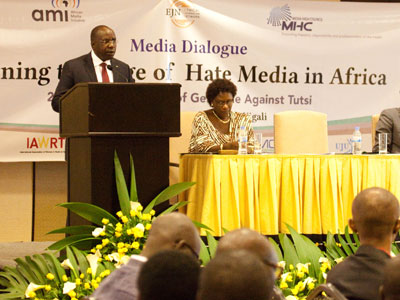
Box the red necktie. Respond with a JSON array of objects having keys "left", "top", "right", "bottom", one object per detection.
[{"left": 100, "top": 62, "right": 110, "bottom": 83}]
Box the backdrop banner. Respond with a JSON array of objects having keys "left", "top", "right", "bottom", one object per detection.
[{"left": 1, "top": 0, "right": 400, "bottom": 161}]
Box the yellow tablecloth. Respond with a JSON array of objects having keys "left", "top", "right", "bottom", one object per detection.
[{"left": 179, "top": 154, "right": 400, "bottom": 236}]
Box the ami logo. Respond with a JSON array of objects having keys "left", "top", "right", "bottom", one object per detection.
[
  {"left": 267, "top": 4, "right": 313, "bottom": 32},
  {"left": 32, "top": 0, "right": 80, "bottom": 22}
]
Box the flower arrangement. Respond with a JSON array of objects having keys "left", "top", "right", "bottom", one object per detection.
[
  {"left": 89, "top": 203, "right": 155, "bottom": 267},
  {"left": 0, "top": 152, "right": 195, "bottom": 300}
]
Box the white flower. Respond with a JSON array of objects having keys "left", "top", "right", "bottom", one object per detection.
[
  {"left": 135, "top": 223, "right": 145, "bottom": 232},
  {"left": 323, "top": 272, "right": 327, "bottom": 280},
  {"left": 335, "top": 257, "right": 344, "bottom": 264},
  {"left": 286, "top": 296, "right": 299, "bottom": 300},
  {"left": 119, "top": 255, "right": 130, "bottom": 266},
  {"left": 303, "top": 277, "right": 315, "bottom": 285},
  {"left": 92, "top": 226, "right": 105, "bottom": 237},
  {"left": 277, "top": 261, "right": 286, "bottom": 269},
  {"left": 131, "top": 202, "right": 141, "bottom": 211},
  {"left": 296, "top": 262, "right": 309, "bottom": 273},
  {"left": 87, "top": 250, "right": 101, "bottom": 276},
  {"left": 62, "top": 281, "right": 76, "bottom": 294},
  {"left": 25, "top": 282, "right": 45, "bottom": 298},
  {"left": 61, "top": 259, "right": 74, "bottom": 270},
  {"left": 280, "top": 272, "right": 291, "bottom": 282},
  {"left": 319, "top": 257, "right": 329, "bottom": 264}
]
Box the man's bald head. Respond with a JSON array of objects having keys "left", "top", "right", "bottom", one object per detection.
[
  {"left": 380, "top": 256, "right": 400, "bottom": 300},
  {"left": 216, "top": 228, "right": 278, "bottom": 264},
  {"left": 350, "top": 187, "right": 400, "bottom": 242},
  {"left": 197, "top": 249, "right": 274, "bottom": 300},
  {"left": 141, "top": 212, "right": 200, "bottom": 259}
]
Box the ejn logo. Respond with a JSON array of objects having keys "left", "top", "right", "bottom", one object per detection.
[{"left": 27, "top": 137, "right": 65, "bottom": 149}]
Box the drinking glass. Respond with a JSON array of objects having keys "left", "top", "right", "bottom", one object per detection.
[{"left": 378, "top": 133, "right": 388, "bottom": 154}]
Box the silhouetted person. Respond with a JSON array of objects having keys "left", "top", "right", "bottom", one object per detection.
[
  {"left": 137, "top": 250, "right": 200, "bottom": 300},
  {"left": 327, "top": 187, "right": 400, "bottom": 300},
  {"left": 91, "top": 212, "right": 201, "bottom": 300},
  {"left": 216, "top": 228, "right": 283, "bottom": 299},
  {"left": 197, "top": 249, "right": 274, "bottom": 300},
  {"left": 379, "top": 255, "right": 400, "bottom": 300}
]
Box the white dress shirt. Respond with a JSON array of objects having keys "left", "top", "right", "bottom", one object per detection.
[{"left": 91, "top": 50, "right": 114, "bottom": 83}]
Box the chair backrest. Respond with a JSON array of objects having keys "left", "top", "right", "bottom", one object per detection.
[
  {"left": 169, "top": 111, "right": 197, "bottom": 185},
  {"left": 306, "top": 283, "right": 348, "bottom": 300},
  {"left": 274, "top": 110, "right": 329, "bottom": 154},
  {"left": 371, "top": 114, "right": 380, "bottom": 147}
]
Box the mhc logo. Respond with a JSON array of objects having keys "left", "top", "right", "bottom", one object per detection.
[
  {"left": 267, "top": 4, "right": 313, "bottom": 32},
  {"left": 32, "top": 0, "right": 84, "bottom": 22}
]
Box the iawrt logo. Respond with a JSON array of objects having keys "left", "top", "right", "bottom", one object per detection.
[
  {"left": 267, "top": 4, "right": 315, "bottom": 32},
  {"left": 166, "top": 0, "right": 200, "bottom": 29},
  {"left": 32, "top": 0, "right": 84, "bottom": 23}
]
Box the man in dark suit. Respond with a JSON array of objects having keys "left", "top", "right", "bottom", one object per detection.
[
  {"left": 327, "top": 187, "right": 400, "bottom": 300},
  {"left": 51, "top": 25, "right": 133, "bottom": 112},
  {"left": 373, "top": 108, "right": 400, "bottom": 153}
]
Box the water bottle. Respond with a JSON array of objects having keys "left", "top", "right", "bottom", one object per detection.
[
  {"left": 238, "top": 126, "right": 248, "bottom": 154},
  {"left": 352, "top": 126, "right": 362, "bottom": 155}
]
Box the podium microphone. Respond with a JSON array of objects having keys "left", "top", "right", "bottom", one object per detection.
[{"left": 107, "top": 65, "right": 134, "bottom": 83}]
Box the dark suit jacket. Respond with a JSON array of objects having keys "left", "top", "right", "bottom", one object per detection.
[
  {"left": 51, "top": 53, "right": 133, "bottom": 112},
  {"left": 326, "top": 245, "right": 390, "bottom": 300},
  {"left": 372, "top": 107, "right": 400, "bottom": 153}
]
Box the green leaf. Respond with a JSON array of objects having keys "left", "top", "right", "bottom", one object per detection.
[
  {"left": 268, "top": 238, "right": 283, "bottom": 262},
  {"left": 47, "top": 225, "right": 96, "bottom": 235},
  {"left": 345, "top": 226, "right": 358, "bottom": 253},
  {"left": 353, "top": 231, "right": 360, "bottom": 247},
  {"left": 48, "top": 235, "right": 97, "bottom": 251},
  {"left": 43, "top": 253, "right": 65, "bottom": 283},
  {"left": 114, "top": 150, "right": 130, "bottom": 216},
  {"left": 57, "top": 202, "right": 118, "bottom": 226},
  {"left": 129, "top": 154, "right": 138, "bottom": 203},
  {"left": 31, "top": 254, "right": 51, "bottom": 277},
  {"left": 286, "top": 224, "right": 322, "bottom": 278},
  {"left": 279, "top": 234, "right": 299, "bottom": 268},
  {"left": 25, "top": 256, "right": 46, "bottom": 283},
  {"left": 199, "top": 239, "right": 211, "bottom": 266},
  {"left": 143, "top": 182, "right": 196, "bottom": 213},
  {"left": 206, "top": 231, "right": 218, "bottom": 259},
  {"left": 71, "top": 247, "right": 90, "bottom": 274},
  {"left": 66, "top": 247, "right": 79, "bottom": 279},
  {"left": 14, "top": 258, "right": 39, "bottom": 284},
  {"left": 159, "top": 201, "right": 188, "bottom": 216},
  {"left": 192, "top": 220, "right": 214, "bottom": 232},
  {"left": 337, "top": 233, "right": 353, "bottom": 257}
]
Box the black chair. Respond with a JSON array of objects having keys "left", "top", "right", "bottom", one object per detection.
[{"left": 306, "top": 283, "right": 348, "bottom": 300}]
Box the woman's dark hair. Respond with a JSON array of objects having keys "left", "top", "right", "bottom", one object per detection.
[{"left": 206, "top": 79, "right": 237, "bottom": 106}]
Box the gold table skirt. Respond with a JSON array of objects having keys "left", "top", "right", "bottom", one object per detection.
[{"left": 179, "top": 154, "right": 400, "bottom": 236}]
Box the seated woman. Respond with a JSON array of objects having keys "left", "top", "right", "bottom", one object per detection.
[{"left": 189, "top": 79, "right": 254, "bottom": 153}]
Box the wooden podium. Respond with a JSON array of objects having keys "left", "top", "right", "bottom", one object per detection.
[{"left": 60, "top": 83, "right": 181, "bottom": 226}]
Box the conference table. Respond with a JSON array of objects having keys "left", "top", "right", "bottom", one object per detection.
[{"left": 179, "top": 154, "right": 400, "bottom": 236}]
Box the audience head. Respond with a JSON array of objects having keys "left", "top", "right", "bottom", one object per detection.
[
  {"left": 138, "top": 250, "right": 201, "bottom": 300},
  {"left": 349, "top": 187, "right": 400, "bottom": 245},
  {"left": 140, "top": 212, "right": 201, "bottom": 260},
  {"left": 205, "top": 78, "right": 237, "bottom": 106},
  {"left": 90, "top": 25, "right": 116, "bottom": 61},
  {"left": 379, "top": 255, "right": 400, "bottom": 300},
  {"left": 197, "top": 249, "right": 274, "bottom": 300},
  {"left": 216, "top": 228, "right": 279, "bottom": 279}
]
